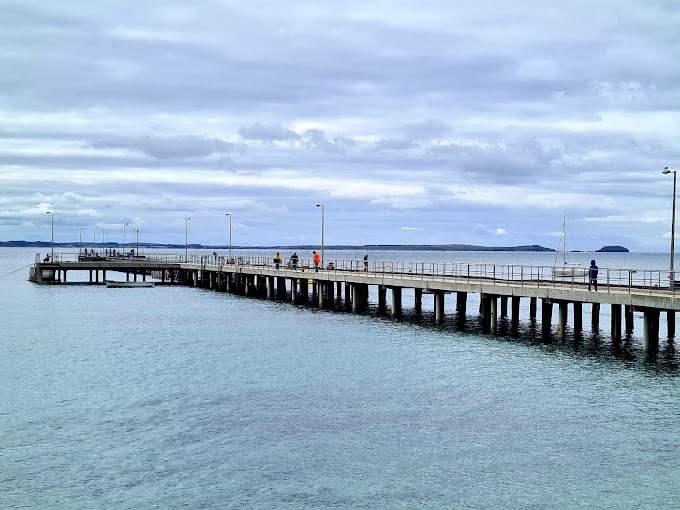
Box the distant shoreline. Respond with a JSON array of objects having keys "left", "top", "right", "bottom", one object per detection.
[{"left": 0, "top": 241, "right": 629, "bottom": 253}]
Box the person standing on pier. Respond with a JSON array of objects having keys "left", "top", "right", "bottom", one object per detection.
[
  {"left": 274, "top": 252, "right": 281, "bottom": 269},
  {"left": 290, "top": 252, "right": 299, "bottom": 269},
  {"left": 313, "top": 250, "right": 320, "bottom": 272},
  {"left": 364, "top": 253, "right": 368, "bottom": 271},
  {"left": 589, "top": 259, "right": 599, "bottom": 291}
]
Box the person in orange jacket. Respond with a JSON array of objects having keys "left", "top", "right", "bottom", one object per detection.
[{"left": 313, "top": 250, "right": 320, "bottom": 272}]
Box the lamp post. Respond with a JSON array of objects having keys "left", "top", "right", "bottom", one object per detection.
[
  {"left": 316, "top": 204, "right": 324, "bottom": 267},
  {"left": 225, "top": 213, "right": 232, "bottom": 259},
  {"left": 663, "top": 166, "right": 677, "bottom": 288},
  {"left": 185, "top": 217, "right": 191, "bottom": 262},
  {"left": 95, "top": 226, "right": 104, "bottom": 254},
  {"left": 134, "top": 228, "right": 139, "bottom": 254},
  {"left": 46, "top": 211, "right": 54, "bottom": 259},
  {"left": 123, "top": 222, "right": 128, "bottom": 254},
  {"left": 79, "top": 227, "right": 84, "bottom": 255}
]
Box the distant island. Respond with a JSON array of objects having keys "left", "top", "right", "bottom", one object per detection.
[
  {"left": 596, "top": 245, "right": 629, "bottom": 253},
  {"left": 0, "top": 240, "right": 629, "bottom": 252}
]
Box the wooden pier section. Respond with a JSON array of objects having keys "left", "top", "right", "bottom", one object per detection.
[{"left": 29, "top": 253, "right": 680, "bottom": 352}]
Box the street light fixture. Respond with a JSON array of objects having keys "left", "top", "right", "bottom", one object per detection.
[
  {"left": 663, "top": 166, "right": 677, "bottom": 288},
  {"left": 316, "top": 204, "right": 324, "bottom": 267},
  {"left": 46, "top": 211, "right": 54, "bottom": 259},
  {"left": 79, "top": 227, "right": 84, "bottom": 255},
  {"left": 185, "top": 217, "right": 191, "bottom": 262},
  {"left": 123, "top": 222, "right": 128, "bottom": 254},
  {"left": 225, "top": 213, "right": 232, "bottom": 259}
]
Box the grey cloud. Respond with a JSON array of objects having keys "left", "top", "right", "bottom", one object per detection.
[
  {"left": 374, "top": 139, "right": 419, "bottom": 151},
  {"left": 301, "top": 129, "right": 357, "bottom": 153},
  {"left": 402, "top": 120, "right": 450, "bottom": 141},
  {"left": 239, "top": 123, "right": 301, "bottom": 142},
  {"left": 88, "top": 135, "right": 238, "bottom": 159}
]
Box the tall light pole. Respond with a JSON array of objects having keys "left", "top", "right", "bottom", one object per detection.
[
  {"left": 123, "top": 222, "right": 128, "bottom": 254},
  {"left": 225, "top": 213, "right": 232, "bottom": 259},
  {"left": 185, "top": 217, "right": 191, "bottom": 261},
  {"left": 663, "top": 166, "right": 677, "bottom": 287},
  {"left": 95, "top": 226, "right": 103, "bottom": 254},
  {"left": 79, "top": 227, "right": 84, "bottom": 255},
  {"left": 46, "top": 211, "right": 54, "bottom": 259},
  {"left": 316, "top": 204, "right": 324, "bottom": 267}
]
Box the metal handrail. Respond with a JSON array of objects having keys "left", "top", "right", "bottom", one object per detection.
[{"left": 38, "top": 253, "right": 676, "bottom": 294}]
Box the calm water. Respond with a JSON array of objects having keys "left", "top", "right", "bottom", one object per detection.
[{"left": 1, "top": 247, "right": 679, "bottom": 509}]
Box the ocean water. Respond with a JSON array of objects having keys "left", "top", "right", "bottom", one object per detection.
[{"left": 1, "top": 247, "right": 679, "bottom": 509}]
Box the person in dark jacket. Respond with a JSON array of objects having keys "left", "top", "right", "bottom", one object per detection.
[{"left": 589, "top": 259, "right": 599, "bottom": 291}]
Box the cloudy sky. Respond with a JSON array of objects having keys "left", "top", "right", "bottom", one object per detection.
[{"left": 2, "top": 1, "right": 680, "bottom": 251}]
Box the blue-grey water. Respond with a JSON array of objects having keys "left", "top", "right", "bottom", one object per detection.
[{"left": 2, "top": 247, "right": 679, "bottom": 509}]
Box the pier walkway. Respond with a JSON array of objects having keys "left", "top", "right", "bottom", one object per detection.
[{"left": 29, "top": 252, "right": 680, "bottom": 351}]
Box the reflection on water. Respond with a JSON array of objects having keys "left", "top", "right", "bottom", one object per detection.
[{"left": 311, "top": 291, "right": 680, "bottom": 373}]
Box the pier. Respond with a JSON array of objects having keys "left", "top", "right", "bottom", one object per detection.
[{"left": 29, "top": 252, "right": 680, "bottom": 352}]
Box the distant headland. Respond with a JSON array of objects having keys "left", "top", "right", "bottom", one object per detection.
[{"left": 0, "top": 240, "right": 629, "bottom": 252}]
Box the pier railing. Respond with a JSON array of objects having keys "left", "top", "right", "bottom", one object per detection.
[{"left": 41, "top": 252, "right": 674, "bottom": 294}]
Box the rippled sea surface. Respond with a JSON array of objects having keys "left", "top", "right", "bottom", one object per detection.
[{"left": 2, "top": 248, "right": 679, "bottom": 509}]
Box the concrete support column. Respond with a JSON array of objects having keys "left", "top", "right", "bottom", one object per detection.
[
  {"left": 267, "top": 276, "right": 275, "bottom": 299},
  {"left": 434, "top": 292, "right": 445, "bottom": 325},
  {"left": 456, "top": 292, "right": 467, "bottom": 314},
  {"left": 300, "top": 278, "right": 309, "bottom": 302},
  {"left": 573, "top": 302, "right": 583, "bottom": 334},
  {"left": 336, "top": 281, "right": 342, "bottom": 299},
  {"left": 529, "top": 297, "right": 537, "bottom": 320},
  {"left": 667, "top": 310, "right": 675, "bottom": 338},
  {"left": 391, "top": 287, "right": 402, "bottom": 317},
  {"left": 643, "top": 308, "right": 660, "bottom": 352},
  {"left": 490, "top": 296, "right": 498, "bottom": 331},
  {"left": 277, "top": 277, "right": 286, "bottom": 300},
  {"left": 357, "top": 284, "right": 369, "bottom": 311},
  {"left": 414, "top": 288, "right": 423, "bottom": 314},
  {"left": 351, "top": 285, "right": 359, "bottom": 313},
  {"left": 625, "top": 305, "right": 634, "bottom": 334},
  {"left": 245, "top": 275, "right": 255, "bottom": 296},
  {"left": 344, "top": 283, "right": 352, "bottom": 310},
  {"left": 102, "top": 270, "right": 107, "bottom": 283},
  {"left": 511, "top": 296, "right": 521, "bottom": 327},
  {"left": 291, "top": 279, "right": 298, "bottom": 304},
  {"left": 541, "top": 299, "right": 553, "bottom": 337},
  {"left": 500, "top": 296, "right": 508, "bottom": 317},
  {"left": 63, "top": 270, "right": 67, "bottom": 284},
  {"left": 318, "top": 281, "right": 324, "bottom": 308},
  {"left": 378, "top": 286, "right": 387, "bottom": 314},
  {"left": 611, "top": 304, "right": 622, "bottom": 340},
  {"left": 327, "top": 281, "right": 335, "bottom": 308},
  {"left": 557, "top": 301, "right": 568, "bottom": 340},
  {"left": 591, "top": 303, "right": 601, "bottom": 329},
  {"left": 479, "top": 294, "right": 491, "bottom": 331}
]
